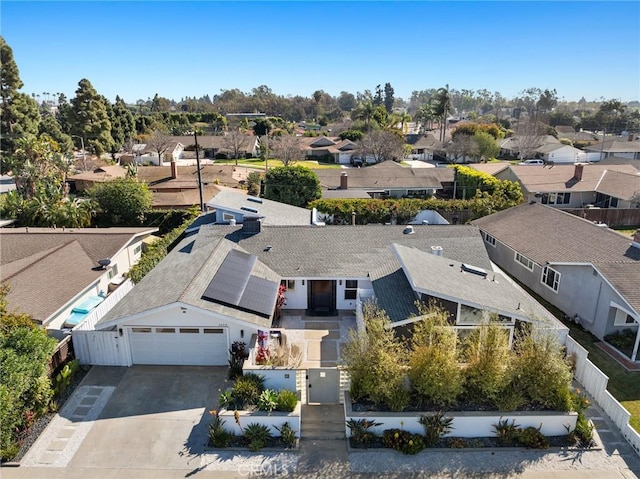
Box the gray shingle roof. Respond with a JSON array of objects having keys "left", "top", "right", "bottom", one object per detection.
[
  {"left": 369, "top": 259, "right": 419, "bottom": 322},
  {"left": 200, "top": 223, "right": 491, "bottom": 278},
  {"left": 207, "top": 187, "right": 312, "bottom": 225},
  {"left": 391, "top": 243, "right": 559, "bottom": 324},
  {"left": 595, "top": 170, "right": 640, "bottom": 201},
  {"left": 97, "top": 237, "right": 277, "bottom": 328},
  {"left": 1, "top": 228, "right": 156, "bottom": 323},
  {"left": 472, "top": 203, "right": 640, "bottom": 313}
]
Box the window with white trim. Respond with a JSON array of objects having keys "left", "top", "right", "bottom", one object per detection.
[
  {"left": 107, "top": 264, "right": 119, "bottom": 280},
  {"left": 541, "top": 266, "right": 560, "bottom": 292},
  {"left": 515, "top": 252, "right": 534, "bottom": 271},
  {"left": 134, "top": 244, "right": 142, "bottom": 255},
  {"left": 614, "top": 308, "right": 637, "bottom": 326},
  {"left": 344, "top": 280, "right": 358, "bottom": 300},
  {"left": 541, "top": 192, "right": 571, "bottom": 205},
  {"left": 223, "top": 213, "right": 236, "bottom": 222},
  {"left": 484, "top": 233, "right": 496, "bottom": 247}
]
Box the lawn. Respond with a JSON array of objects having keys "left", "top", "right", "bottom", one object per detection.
[
  {"left": 215, "top": 158, "right": 343, "bottom": 170},
  {"left": 510, "top": 277, "right": 640, "bottom": 432},
  {"left": 612, "top": 228, "right": 638, "bottom": 238}
]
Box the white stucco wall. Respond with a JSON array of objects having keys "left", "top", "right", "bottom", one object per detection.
[{"left": 281, "top": 277, "right": 371, "bottom": 311}]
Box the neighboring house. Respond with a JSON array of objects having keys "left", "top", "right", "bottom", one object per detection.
[
  {"left": 534, "top": 144, "right": 587, "bottom": 164},
  {"left": 0, "top": 227, "right": 158, "bottom": 337},
  {"left": 69, "top": 165, "right": 127, "bottom": 192},
  {"left": 206, "top": 187, "right": 314, "bottom": 225},
  {"left": 70, "top": 162, "right": 239, "bottom": 209},
  {"left": 88, "top": 221, "right": 565, "bottom": 367},
  {"left": 555, "top": 126, "right": 599, "bottom": 145},
  {"left": 495, "top": 163, "right": 640, "bottom": 208},
  {"left": 585, "top": 136, "right": 640, "bottom": 161},
  {"left": 473, "top": 203, "right": 640, "bottom": 359},
  {"left": 299, "top": 136, "right": 357, "bottom": 164},
  {"left": 594, "top": 170, "right": 640, "bottom": 208},
  {"left": 499, "top": 135, "right": 560, "bottom": 159},
  {"left": 172, "top": 134, "right": 260, "bottom": 159},
  {"left": 315, "top": 161, "right": 454, "bottom": 199},
  {"left": 405, "top": 133, "right": 444, "bottom": 161}
]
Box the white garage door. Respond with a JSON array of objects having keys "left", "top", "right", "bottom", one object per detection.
[{"left": 128, "top": 326, "right": 229, "bottom": 365}]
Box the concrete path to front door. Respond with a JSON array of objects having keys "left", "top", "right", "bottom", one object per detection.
[
  {"left": 298, "top": 404, "right": 350, "bottom": 476},
  {"left": 279, "top": 310, "right": 357, "bottom": 368}
]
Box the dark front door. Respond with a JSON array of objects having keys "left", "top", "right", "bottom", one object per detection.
[{"left": 307, "top": 280, "right": 337, "bottom": 316}]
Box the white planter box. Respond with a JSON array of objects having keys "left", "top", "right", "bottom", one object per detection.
[
  {"left": 219, "top": 402, "right": 301, "bottom": 438},
  {"left": 344, "top": 392, "right": 577, "bottom": 438}
]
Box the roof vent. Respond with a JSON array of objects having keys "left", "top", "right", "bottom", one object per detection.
[
  {"left": 247, "top": 196, "right": 263, "bottom": 204},
  {"left": 403, "top": 226, "right": 415, "bottom": 235},
  {"left": 431, "top": 245, "right": 443, "bottom": 256},
  {"left": 460, "top": 263, "right": 488, "bottom": 278}
]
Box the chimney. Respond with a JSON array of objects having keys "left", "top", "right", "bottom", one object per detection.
[
  {"left": 573, "top": 163, "right": 584, "bottom": 181},
  {"left": 632, "top": 230, "right": 640, "bottom": 249},
  {"left": 629, "top": 134, "right": 635, "bottom": 142},
  {"left": 431, "top": 245, "right": 443, "bottom": 256},
  {"left": 340, "top": 171, "right": 348, "bottom": 190},
  {"left": 170, "top": 160, "right": 178, "bottom": 179}
]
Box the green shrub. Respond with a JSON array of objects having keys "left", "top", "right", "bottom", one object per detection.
[
  {"left": 232, "top": 374, "right": 265, "bottom": 409},
  {"left": 382, "top": 429, "right": 425, "bottom": 455},
  {"left": 461, "top": 320, "right": 510, "bottom": 405},
  {"left": 517, "top": 425, "right": 549, "bottom": 449},
  {"left": 243, "top": 423, "right": 272, "bottom": 452},
  {"left": 208, "top": 410, "right": 232, "bottom": 448},
  {"left": 605, "top": 329, "right": 636, "bottom": 353},
  {"left": 275, "top": 422, "right": 297, "bottom": 448},
  {"left": 342, "top": 302, "right": 406, "bottom": 409},
  {"left": 53, "top": 359, "right": 80, "bottom": 398},
  {"left": 494, "top": 387, "right": 525, "bottom": 412},
  {"left": 275, "top": 389, "right": 298, "bottom": 412},
  {"left": 408, "top": 304, "right": 462, "bottom": 408},
  {"left": 492, "top": 417, "right": 520, "bottom": 446},
  {"left": 508, "top": 331, "right": 573, "bottom": 411},
  {"left": 448, "top": 437, "right": 467, "bottom": 448},
  {"left": 218, "top": 390, "right": 233, "bottom": 410},
  {"left": 346, "top": 418, "right": 381, "bottom": 446},
  {"left": 419, "top": 412, "right": 454, "bottom": 447},
  {"left": 257, "top": 389, "right": 278, "bottom": 413}
]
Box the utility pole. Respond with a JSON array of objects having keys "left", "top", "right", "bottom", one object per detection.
[{"left": 194, "top": 131, "right": 204, "bottom": 212}]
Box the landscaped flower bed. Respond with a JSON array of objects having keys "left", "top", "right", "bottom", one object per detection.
[{"left": 209, "top": 373, "right": 300, "bottom": 451}]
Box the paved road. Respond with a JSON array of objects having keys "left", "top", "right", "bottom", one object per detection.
[{"left": 3, "top": 366, "right": 640, "bottom": 478}]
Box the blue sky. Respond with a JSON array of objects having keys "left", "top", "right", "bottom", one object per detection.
[{"left": 2, "top": 1, "right": 639, "bottom": 104}]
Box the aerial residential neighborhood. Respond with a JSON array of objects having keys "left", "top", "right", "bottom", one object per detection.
[{"left": 1, "top": 1, "right": 640, "bottom": 478}]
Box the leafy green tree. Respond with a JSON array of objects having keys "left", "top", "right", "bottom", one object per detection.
[
  {"left": 0, "top": 283, "right": 57, "bottom": 460},
  {"left": 351, "top": 101, "right": 376, "bottom": 132},
  {"left": 264, "top": 165, "right": 321, "bottom": 207},
  {"left": 356, "top": 130, "right": 405, "bottom": 163},
  {"left": 38, "top": 115, "right": 73, "bottom": 154},
  {"left": 68, "top": 78, "right": 113, "bottom": 155},
  {"left": 5, "top": 135, "right": 73, "bottom": 200},
  {"left": 337, "top": 91, "right": 356, "bottom": 112},
  {"left": 338, "top": 129, "right": 364, "bottom": 142},
  {"left": 88, "top": 178, "right": 153, "bottom": 225},
  {"left": 246, "top": 171, "right": 262, "bottom": 196},
  {"left": 473, "top": 131, "right": 500, "bottom": 162},
  {"left": 252, "top": 117, "right": 273, "bottom": 137}
]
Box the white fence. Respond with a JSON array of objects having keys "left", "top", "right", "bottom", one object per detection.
[
  {"left": 72, "top": 279, "right": 134, "bottom": 366},
  {"left": 566, "top": 336, "right": 640, "bottom": 455}
]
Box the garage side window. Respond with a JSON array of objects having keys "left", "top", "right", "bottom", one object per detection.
[{"left": 204, "top": 328, "right": 224, "bottom": 334}]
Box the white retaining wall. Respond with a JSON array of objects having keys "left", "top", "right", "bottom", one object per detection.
[
  {"left": 344, "top": 392, "right": 576, "bottom": 438},
  {"left": 219, "top": 403, "right": 301, "bottom": 437}
]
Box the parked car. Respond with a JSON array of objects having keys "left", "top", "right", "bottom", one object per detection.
[{"left": 518, "top": 159, "right": 544, "bottom": 166}]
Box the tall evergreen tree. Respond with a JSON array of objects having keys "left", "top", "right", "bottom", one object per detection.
[
  {"left": 38, "top": 114, "right": 74, "bottom": 154},
  {"left": 69, "top": 78, "right": 113, "bottom": 156},
  {"left": 0, "top": 36, "right": 40, "bottom": 155},
  {"left": 109, "top": 95, "right": 135, "bottom": 159},
  {"left": 383, "top": 82, "right": 395, "bottom": 114}
]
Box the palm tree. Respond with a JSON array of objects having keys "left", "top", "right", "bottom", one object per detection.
[
  {"left": 415, "top": 104, "right": 436, "bottom": 133},
  {"left": 352, "top": 101, "right": 376, "bottom": 132},
  {"left": 432, "top": 85, "right": 451, "bottom": 142},
  {"left": 398, "top": 111, "right": 412, "bottom": 134}
]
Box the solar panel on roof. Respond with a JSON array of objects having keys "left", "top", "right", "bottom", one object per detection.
[
  {"left": 203, "top": 250, "right": 256, "bottom": 305},
  {"left": 202, "top": 249, "right": 278, "bottom": 317}
]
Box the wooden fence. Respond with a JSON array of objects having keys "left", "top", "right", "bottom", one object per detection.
[
  {"left": 563, "top": 208, "right": 640, "bottom": 227},
  {"left": 48, "top": 335, "right": 74, "bottom": 376}
]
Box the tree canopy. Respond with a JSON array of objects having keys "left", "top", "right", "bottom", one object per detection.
[
  {"left": 264, "top": 165, "right": 321, "bottom": 207},
  {"left": 88, "top": 178, "right": 153, "bottom": 225}
]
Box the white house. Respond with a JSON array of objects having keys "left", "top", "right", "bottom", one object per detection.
[{"left": 0, "top": 227, "right": 158, "bottom": 338}]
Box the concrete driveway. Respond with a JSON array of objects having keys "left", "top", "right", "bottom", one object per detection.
[{"left": 21, "top": 365, "right": 230, "bottom": 471}]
